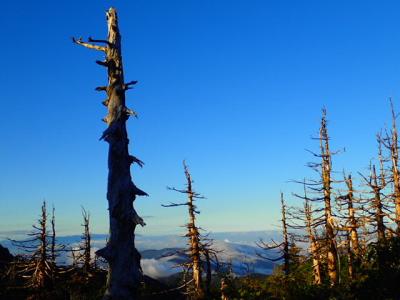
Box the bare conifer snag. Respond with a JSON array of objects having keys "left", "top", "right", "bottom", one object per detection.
[
  {"left": 380, "top": 102, "right": 400, "bottom": 234},
  {"left": 389, "top": 103, "right": 400, "bottom": 234},
  {"left": 344, "top": 175, "right": 360, "bottom": 257},
  {"left": 9, "top": 201, "right": 58, "bottom": 290},
  {"left": 186, "top": 166, "right": 204, "bottom": 300},
  {"left": 293, "top": 109, "right": 340, "bottom": 285},
  {"left": 304, "top": 198, "right": 322, "bottom": 284},
  {"left": 51, "top": 206, "right": 56, "bottom": 265},
  {"left": 81, "top": 207, "right": 91, "bottom": 274},
  {"left": 319, "top": 110, "right": 338, "bottom": 285},
  {"left": 36, "top": 201, "right": 50, "bottom": 288},
  {"left": 338, "top": 174, "right": 360, "bottom": 280},
  {"left": 359, "top": 138, "right": 389, "bottom": 246},
  {"left": 257, "top": 193, "right": 291, "bottom": 276},
  {"left": 371, "top": 165, "right": 386, "bottom": 242},
  {"left": 74, "top": 7, "right": 147, "bottom": 299},
  {"left": 280, "top": 193, "right": 290, "bottom": 275},
  {"left": 163, "top": 161, "right": 205, "bottom": 299}
]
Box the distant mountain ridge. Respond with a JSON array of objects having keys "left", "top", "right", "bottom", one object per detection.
[{"left": 0, "top": 230, "right": 281, "bottom": 278}]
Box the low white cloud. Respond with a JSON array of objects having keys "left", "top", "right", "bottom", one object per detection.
[{"left": 141, "top": 258, "right": 180, "bottom": 279}]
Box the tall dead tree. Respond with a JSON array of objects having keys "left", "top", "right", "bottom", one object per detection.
[
  {"left": 376, "top": 136, "right": 389, "bottom": 242},
  {"left": 343, "top": 175, "right": 360, "bottom": 257},
  {"left": 51, "top": 206, "right": 56, "bottom": 266},
  {"left": 336, "top": 174, "right": 361, "bottom": 280},
  {"left": 74, "top": 7, "right": 147, "bottom": 299},
  {"left": 358, "top": 132, "right": 392, "bottom": 247},
  {"left": 33, "top": 201, "right": 52, "bottom": 288},
  {"left": 297, "top": 109, "right": 339, "bottom": 285},
  {"left": 380, "top": 101, "right": 400, "bottom": 234},
  {"left": 82, "top": 208, "right": 91, "bottom": 274},
  {"left": 292, "top": 181, "right": 324, "bottom": 284},
  {"left": 163, "top": 161, "right": 205, "bottom": 300},
  {"left": 390, "top": 102, "right": 400, "bottom": 234},
  {"left": 359, "top": 164, "right": 388, "bottom": 244},
  {"left": 281, "top": 193, "right": 290, "bottom": 275},
  {"left": 319, "top": 110, "right": 338, "bottom": 285},
  {"left": 304, "top": 198, "right": 322, "bottom": 284},
  {"left": 199, "top": 235, "right": 220, "bottom": 299},
  {"left": 72, "top": 207, "right": 92, "bottom": 274},
  {"left": 9, "top": 201, "right": 57, "bottom": 290},
  {"left": 257, "top": 193, "right": 291, "bottom": 276}
]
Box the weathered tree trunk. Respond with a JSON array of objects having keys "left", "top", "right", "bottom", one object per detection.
[
  {"left": 81, "top": 207, "right": 91, "bottom": 273},
  {"left": 280, "top": 193, "right": 290, "bottom": 276},
  {"left": 257, "top": 193, "right": 292, "bottom": 277},
  {"left": 10, "top": 201, "right": 59, "bottom": 290},
  {"left": 37, "top": 201, "right": 48, "bottom": 289},
  {"left": 163, "top": 161, "right": 206, "bottom": 299},
  {"left": 341, "top": 175, "right": 359, "bottom": 281},
  {"left": 204, "top": 249, "right": 212, "bottom": 299},
  {"left": 319, "top": 110, "right": 338, "bottom": 285},
  {"left": 388, "top": 102, "right": 400, "bottom": 234},
  {"left": 74, "top": 7, "right": 147, "bottom": 299},
  {"left": 371, "top": 165, "right": 386, "bottom": 242},
  {"left": 304, "top": 199, "right": 322, "bottom": 285},
  {"left": 346, "top": 233, "right": 354, "bottom": 280},
  {"left": 51, "top": 206, "right": 56, "bottom": 265},
  {"left": 377, "top": 138, "right": 387, "bottom": 242},
  {"left": 344, "top": 175, "right": 360, "bottom": 256},
  {"left": 185, "top": 163, "right": 205, "bottom": 300}
]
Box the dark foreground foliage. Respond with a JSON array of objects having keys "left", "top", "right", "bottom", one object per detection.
[
  {"left": 222, "top": 236, "right": 400, "bottom": 300},
  {"left": 2, "top": 237, "right": 400, "bottom": 299}
]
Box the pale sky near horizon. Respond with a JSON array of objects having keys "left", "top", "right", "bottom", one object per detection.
[{"left": 1, "top": 1, "right": 400, "bottom": 237}]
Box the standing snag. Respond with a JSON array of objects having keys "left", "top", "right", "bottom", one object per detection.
[
  {"left": 292, "top": 182, "right": 324, "bottom": 284},
  {"left": 390, "top": 102, "right": 400, "bottom": 235},
  {"left": 380, "top": 101, "right": 400, "bottom": 234},
  {"left": 319, "top": 110, "right": 338, "bottom": 285},
  {"left": 73, "top": 7, "right": 147, "bottom": 299},
  {"left": 71, "top": 207, "right": 93, "bottom": 275},
  {"left": 296, "top": 109, "right": 340, "bottom": 285},
  {"left": 81, "top": 207, "right": 91, "bottom": 274},
  {"left": 257, "top": 193, "right": 291, "bottom": 276},
  {"left": 163, "top": 161, "right": 206, "bottom": 300},
  {"left": 359, "top": 164, "right": 388, "bottom": 244},
  {"left": 304, "top": 198, "right": 323, "bottom": 284},
  {"left": 50, "top": 206, "right": 56, "bottom": 266},
  {"left": 337, "top": 173, "right": 361, "bottom": 280},
  {"left": 9, "top": 201, "right": 59, "bottom": 290}
]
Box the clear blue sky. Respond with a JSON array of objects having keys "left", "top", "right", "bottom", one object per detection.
[{"left": 1, "top": 0, "right": 400, "bottom": 236}]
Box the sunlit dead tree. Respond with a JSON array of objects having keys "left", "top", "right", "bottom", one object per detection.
[
  {"left": 163, "top": 161, "right": 206, "bottom": 300},
  {"left": 304, "top": 197, "right": 323, "bottom": 284},
  {"left": 336, "top": 173, "right": 361, "bottom": 280},
  {"left": 71, "top": 207, "right": 93, "bottom": 275},
  {"left": 257, "top": 193, "right": 291, "bottom": 276},
  {"left": 359, "top": 163, "right": 390, "bottom": 245},
  {"left": 380, "top": 101, "right": 400, "bottom": 234},
  {"left": 291, "top": 182, "right": 323, "bottom": 284},
  {"left": 9, "top": 201, "right": 60, "bottom": 290},
  {"left": 73, "top": 7, "right": 148, "bottom": 299},
  {"left": 295, "top": 109, "right": 340, "bottom": 285}
]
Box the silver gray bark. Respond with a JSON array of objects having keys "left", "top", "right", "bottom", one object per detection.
[{"left": 74, "top": 7, "right": 147, "bottom": 299}]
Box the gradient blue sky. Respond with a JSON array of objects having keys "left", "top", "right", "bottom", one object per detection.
[{"left": 1, "top": 0, "right": 400, "bottom": 236}]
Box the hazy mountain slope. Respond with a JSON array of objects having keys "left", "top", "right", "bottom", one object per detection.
[{"left": 1, "top": 231, "right": 281, "bottom": 277}]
